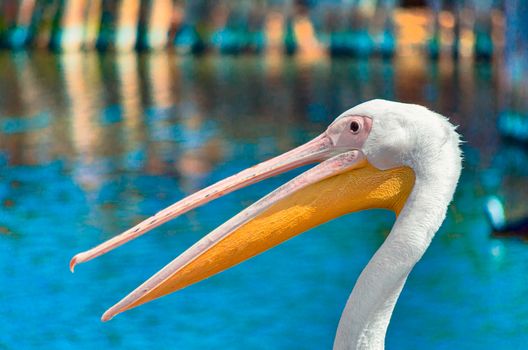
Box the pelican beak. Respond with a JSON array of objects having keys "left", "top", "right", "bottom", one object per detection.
[
  {"left": 71, "top": 133, "right": 334, "bottom": 270},
  {"left": 96, "top": 146, "right": 415, "bottom": 321}
]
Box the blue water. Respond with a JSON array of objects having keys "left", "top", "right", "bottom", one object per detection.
[{"left": 0, "top": 52, "right": 527, "bottom": 349}]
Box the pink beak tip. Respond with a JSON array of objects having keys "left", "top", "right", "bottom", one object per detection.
[
  {"left": 101, "top": 310, "right": 115, "bottom": 322},
  {"left": 69, "top": 255, "right": 78, "bottom": 273}
]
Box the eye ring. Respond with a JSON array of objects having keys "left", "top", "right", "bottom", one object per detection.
[{"left": 350, "top": 120, "right": 361, "bottom": 134}]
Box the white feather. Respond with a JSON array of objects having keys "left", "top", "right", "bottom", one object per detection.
[{"left": 333, "top": 100, "right": 462, "bottom": 349}]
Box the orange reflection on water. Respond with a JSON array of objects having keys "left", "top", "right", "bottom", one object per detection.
[
  {"left": 116, "top": 53, "right": 144, "bottom": 154},
  {"left": 0, "top": 51, "right": 518, "bottom": 189}
]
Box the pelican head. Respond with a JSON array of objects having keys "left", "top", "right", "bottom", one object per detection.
[{"left": 71, "top": 99, "right": 462, "bottom": 348}]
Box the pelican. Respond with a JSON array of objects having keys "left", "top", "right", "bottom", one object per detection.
[{"left": 71, "top": 99, "right": 462, "bottom": 349}]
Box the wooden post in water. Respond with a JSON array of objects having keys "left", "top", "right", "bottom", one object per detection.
[
  {"left": 31, "top": 0, "right": 58, "bottom": 49},
  {"left": 60, "top": 0, "right": 88, "bottom": 51},
  {"left": 145, "top": 0, "right": 173, "bottom": 50},
  {"left": 83, "top": 0, "right": 102, "bottom": 50},
  {"left": 1, "top": 0, "right": 19, "bottom": 48},
  {"left": 8, "top": 0, "right": 36, "bottom": 49},
  {"left": 115, "top": 0, "right": 141, "bottom": 51}
]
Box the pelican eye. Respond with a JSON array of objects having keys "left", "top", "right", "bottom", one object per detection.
[{"left": 350, "top": 121, "right": 361, "bottom": 134}]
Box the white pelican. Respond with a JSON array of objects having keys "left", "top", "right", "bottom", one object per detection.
[{"left": 71, "top": 99, "right": 462, "bottom": 349}]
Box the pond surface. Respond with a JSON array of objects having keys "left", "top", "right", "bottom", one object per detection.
[{"left": 0, "top": 52, "right": 527, "bottom": 349}]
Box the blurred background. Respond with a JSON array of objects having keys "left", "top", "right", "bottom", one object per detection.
[{"left": 0, "top": 0, "right": 527, "bottom": 349}]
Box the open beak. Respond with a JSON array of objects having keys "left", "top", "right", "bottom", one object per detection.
[
  {"left": 70, "top": 133, "right": 334, "bottom": 270},
  {"left": 70, "top": 132, "right": 415, "bottom": 321}
]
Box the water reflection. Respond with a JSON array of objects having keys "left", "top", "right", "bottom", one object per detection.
[
  {"left": 0, "top": 52, "right": 527, "bottom": 349},
  {"left": 0, "top": 52, "right": 524, "bottom": 229}
]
